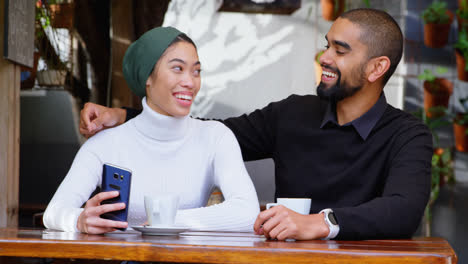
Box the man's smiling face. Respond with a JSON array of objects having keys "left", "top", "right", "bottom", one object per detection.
[{"left": 317, "top": 17, "right": 370, "bottom": 101}]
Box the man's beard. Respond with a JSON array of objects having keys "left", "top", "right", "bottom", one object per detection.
[{"left": 317, "top": 65, "right": 365, "bottom": 102}]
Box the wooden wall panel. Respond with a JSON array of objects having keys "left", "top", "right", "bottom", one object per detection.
[
  {"left": 0, "top": 0, "right": 20, "bottom": 227},
  {"left": 110, "top": 0, "right": 136, "bottom": 108}
]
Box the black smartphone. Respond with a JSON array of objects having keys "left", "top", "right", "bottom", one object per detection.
[{"left": 101, "top": 163, "right": 132, "bottom": 229}]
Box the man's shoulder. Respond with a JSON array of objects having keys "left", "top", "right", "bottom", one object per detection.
[
  {"left": 384, "top": 105, "right": 428, "bottom": 127},
  {"left": 278, "top": 94, "right": 322, "bottom": 105},
  {"left": 379, "top": 105, "right": 432, "bottom": 140},
  {"left": 269, "top": 94, "right": 326, "bottom": 112}
]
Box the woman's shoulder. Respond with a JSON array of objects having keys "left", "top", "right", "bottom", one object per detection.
[
  {"left": 191, "top": 117, "right": 230, "bottom": 131},
  {"left": 189, "top": 118, "right": 235, "bottom": 141}
]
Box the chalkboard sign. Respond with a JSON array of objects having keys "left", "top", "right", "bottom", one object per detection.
[{"left": 3, "top": 0, "right": 35, "bottom": 68}]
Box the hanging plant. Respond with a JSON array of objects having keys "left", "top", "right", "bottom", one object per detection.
[
  {"left": 453, "top": 97, "right": 468, "bottom": 152},
  {"left": 418, "top": 67, "right": 453, "bottom": 118},
  {"left": 455, "top": 29, "right": 468, "bottom": 81},
  {"left": 34, "top": 0, "right": 72, "bottom": 86},
  {"left": 457, "top": 0, "right": 468, "bottom": 32},
  {"left": 412, "top": 110, "right": 454, "bottom": 237},
  {"left": 425, "top": 147, "right": 454, "bottom": 237},
  {"left": 421, "top": 1, "right": 453, "bottom": 48}
]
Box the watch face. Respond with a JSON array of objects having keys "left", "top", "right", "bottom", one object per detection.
[{"left": 328, "top": 212, "right": 338, "bottom": 225}]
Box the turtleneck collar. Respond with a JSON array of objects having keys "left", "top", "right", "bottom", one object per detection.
[{"left": 133, "top": 97, "right": 190, "bottom": 141}]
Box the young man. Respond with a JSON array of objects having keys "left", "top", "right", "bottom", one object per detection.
[{"left": 80, "top": 9, "right": 432, "bottom": 240}]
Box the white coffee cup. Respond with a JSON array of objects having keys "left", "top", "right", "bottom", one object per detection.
[
  {"left": 266, "top": 198, "right": 311, "bottom": 214},
  {"left": 144, "top": 194, "right": 179, "bottom": 226}
]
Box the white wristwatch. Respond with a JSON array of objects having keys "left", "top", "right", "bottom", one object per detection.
[{"left": 320, "top": 208, "right": 340, "bottom": 240}]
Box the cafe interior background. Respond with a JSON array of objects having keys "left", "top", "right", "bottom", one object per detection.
[{"left": 0, "top": 0, "right": 467, "bottom": 262}]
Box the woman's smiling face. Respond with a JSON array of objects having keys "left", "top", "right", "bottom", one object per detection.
[{"left": 145, "top": 41, "right": 201, "bottom": 117}]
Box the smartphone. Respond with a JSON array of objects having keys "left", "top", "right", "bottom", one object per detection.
[{"left": 101, "top": 163, "right": 132, "bottom": 228}]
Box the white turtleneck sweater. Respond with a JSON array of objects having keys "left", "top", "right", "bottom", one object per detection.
[{"left": 43, "top": 98, "right": 259, "bottom": 232}]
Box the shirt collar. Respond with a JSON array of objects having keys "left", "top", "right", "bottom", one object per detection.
[{"left": 320, "top": 93, "right": 387, "bottom": 140}]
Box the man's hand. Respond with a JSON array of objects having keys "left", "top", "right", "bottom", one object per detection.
[
  {"left": 79, "top": 102, "right": 126, "bottom": 138},
  {"left": 253, "top": 205, "right": 329, "bottom": 240},
  {"left": 77, "top": 191, "right": 128, "bottom": 234}
]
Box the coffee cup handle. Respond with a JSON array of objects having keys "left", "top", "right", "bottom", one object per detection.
[{"left": 266, "top": 203, "right": 278, "bottom": 210}]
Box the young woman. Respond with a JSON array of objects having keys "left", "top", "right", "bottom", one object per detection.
[{"left": 43, "top": 27, "right": 259, "bottom": 234}]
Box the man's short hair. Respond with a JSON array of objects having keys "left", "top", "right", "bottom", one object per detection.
[{"left": 340, "top": 8, "right": 403, "bottom": 85}]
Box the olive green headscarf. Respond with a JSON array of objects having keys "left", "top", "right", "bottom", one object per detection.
[{"left": 122, "top": 26, "right": 182, "bottom": 97}]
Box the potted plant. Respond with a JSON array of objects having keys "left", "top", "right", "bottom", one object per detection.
[
  {"left": 413, "top": 106, "right": 451, "bottom": 148},
  {"left": 453, "top": 97, "right": 468, "bottom": 152},
  {"left": 424, "top": 147, "right": 454, "bottom": 237},
  {"left": 19, "top": 0, "right": 52, "bottom": 89},
  {"left": 412, "top": 108, "right": 454, "bottom": 237},
  {"left": 418, "top": 67, "right": 453, "bottom": 118},
  {"left": 455, "top": 29, "right": 468, "bottom": 81},
  {"left": 314, "top": 50, "right": 325, "bottom": 86},
  {"left": 421, "top": 1, "right": 453, "bottom": 48},
  {"left": 433, "top": 148, "right": 456, "bottom": 187},
  {"left": 321, "top": 0, "right": 345, "bottom": 21},
  {"left": 457, "top": 0, "right": 468, "bottom": 32},
  {"left": 34, "top": 0, "right": 72, "bottom": 87}
]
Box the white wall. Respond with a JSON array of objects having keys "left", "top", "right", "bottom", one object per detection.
[{"left": 164, "top": 0, "right": 319, "bottom": 118}]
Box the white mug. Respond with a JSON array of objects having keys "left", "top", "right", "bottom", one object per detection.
[
  {"left": 144, "top": 194, "right": 179, "bottom": 226},
  {"left": 266, "top": 198, "right": 311, "bottom": 214}
]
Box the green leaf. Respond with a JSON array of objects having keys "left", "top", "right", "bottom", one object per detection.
[
  {"left": 334, "top": 0, "right": 340, "bottom": 16},
  {"left": 411, "top": 107, "right": 451, "bottom": 148},
  {"left": 316, "top": 50, "right": 324, "bottom": 63},
  {"left": 432, "top": 154, "right": 440, "bottom": 166},
  {"left": 362, "top": 0, "right": 370, "bottom": 8},
  {"left": 455, "top": 30, "right": 468, "bottom": 70},
  {"left": 441, "top": 149, "right": 451, "bottom": 164},
  {"left": 435, "top": 66, "right": 448, "bottom": 75},
  {"left": 430, "top": 121, "right": 451, "bottom": 132},
  {"left": 421, "top": 1, "right": 450, "bottom": 24},
  {"left": 418, "top": 69, "right": 436, "bottom": 82},
  {"left": 459, "top": 0, "right": 468, "bottom": 19}
]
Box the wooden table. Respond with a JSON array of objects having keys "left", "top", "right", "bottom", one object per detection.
[{"left": 0, "top": 228, "right": 458, "bottom": 264}]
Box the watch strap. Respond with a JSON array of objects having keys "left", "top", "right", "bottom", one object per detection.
[{"left": 319, "top": 208, "right": 340, "bottom": 240}]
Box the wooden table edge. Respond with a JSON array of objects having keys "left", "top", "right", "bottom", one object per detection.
[{"left": 0, "top": 237, "right": 458, "bottom": 264}]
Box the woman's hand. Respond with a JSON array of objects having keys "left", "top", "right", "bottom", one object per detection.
[
  {"left": 79, "top": 102, "right": 126, "bottom": 138},
  {"left": 77, "top": 191, "right": 128, "bottom": 234}
]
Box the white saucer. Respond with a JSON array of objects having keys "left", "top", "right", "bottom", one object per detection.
[{"left": 132, "top": 225, "right": 189, "bottom": 236}]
